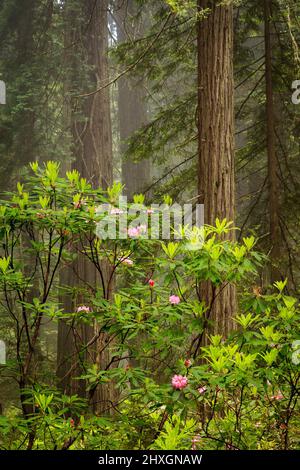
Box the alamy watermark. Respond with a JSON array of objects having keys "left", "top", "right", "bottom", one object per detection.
[
  {"left": 291, "top": 80, "right": 300, "bottom": 104},
  {"left": 292, "top": 340, "right": 300, "bottom": 365},
  {"left": 95, "top": 197, "right": 204, "bottom": 245},
  {"left": 0, "top": 340, "right": 5, "bottom": 364},
  {"left": 0, "top": 80, "right": 5, "bottom": 105}
]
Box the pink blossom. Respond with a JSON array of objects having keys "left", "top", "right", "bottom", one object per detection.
[
  {"left": 127, "top": 225, "right": 147, "bottom": 238},
  {"left": 184, "top": 359, "right": 192, "bottom": 368},
  {"left": 146, "top": 209, "right": 154, "bottom": 214},
  {"left": 169, "top": 295, "right": 180, "bottom": 305},
  {"left": 271, "top": 391, "right": 284, "bottom": 401},
  {"left": 226, "top": 443, "right": 236, "bottom": 450},
  {"left": 198, "top": 386, "right": 207, "bottom": 394},
  {"left": 119, "top": 257, "right": 133, "bottom": 266},
  {"left": 172, "top": 374, "right": 188, "bottom": 390},
  {"left": 77, "top": 305, "right": 91, "bottom": 313},
  {"left": 127, "top": 227, "right": 140, "bottom": 238},
  {"left": 148, "top": 279, "right": 155, "bottom": 288},
  {"left": 191, "top": 435, "right": 201, "bottom": 450}
]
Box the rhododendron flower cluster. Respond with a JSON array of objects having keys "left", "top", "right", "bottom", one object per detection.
[
  {"left": 127, "top": 224, "right": 147, "bottom": 238},
  {"left": 76, "top": 305, "right": 91, "bottom": 313},
  {"left": 127, "top": 227, "right": 139, "bottom": 238},
  {"left": 119, "top": 257, "right": 133, "bottom": 266},
  {"left": 169, "top": 295, "right": 180, "bottom": 304},
  {"left": 191, "top": 435, "right": 201, "bottom": 450},
  {"left": 148, "top": 279, "right": 155, "bottom": 287},
  {"left": 271, "top": 391, "right": 284, "bottom": 400},
  {"left": 172, "top": 374, "right": 188, "bottom": 390}
]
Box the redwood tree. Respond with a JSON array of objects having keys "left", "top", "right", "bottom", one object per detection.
[
  {"left": 197, "top": 0, "right": 236, "bottom": 339},
  {"left": 57, "top": 0, "right": 115, "bottom": 414},
  {"left": 116, "top": 0, "right": 150, "bottom": 199}
]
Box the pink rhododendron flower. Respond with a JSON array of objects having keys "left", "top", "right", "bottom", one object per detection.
[
  {"left": 146, "top": 209, "right": 154, "bottom": 214},
  {"left": 148, "top": 279, "right": 155, "bottom": 287},
  {"left": 191, "top": 435, "right": 201, "bottom": 450},
  {"left": 127, "top": 225, "right": 147, "bottom": 238},
  {"left": 169, "top": 295, "right": 180, "bottom": 305},
  {"left": 184, "top": 359, "right": 192, "bottom": 368},
  {"left": 77, "top": 305, "right": 91, "bottom": 313},
  {"left": 226, "top": 444, "right": 236, "bottom": 450},
  {"left": 127, "top": 227, "right": 140, "bottom": 238},
  {"left": 172, "top": 374, "right": 188, "bottom": 390},
  {"left": 119, "top": 257, "right": 133, "bottom": 266},
  {"left": 198, "top": 386, "right": 207, "bottom": 394},
  {"left": 271, "top": 391, "right": 284, "bottom": 400}
]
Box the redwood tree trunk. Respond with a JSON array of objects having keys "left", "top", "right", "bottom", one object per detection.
[
  {"left": 116, "top": 0, "right": 150, "bottom": 199},
  {"left": 197, "top": 0, "right": 236, "bottom": 340},
  {"left": 57, "top": 0, "right": 115, "bottom": 414},
  {"left": 74, "top": 1, "right": 113, "bottom": 188}
]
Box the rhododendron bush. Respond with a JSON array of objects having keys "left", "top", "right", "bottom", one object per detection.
[{"left": 0, "top": 163, "right": 299, "bottom": 450}]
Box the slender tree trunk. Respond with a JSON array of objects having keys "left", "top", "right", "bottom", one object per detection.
[
  {"left": 57, "top": 0, "right": 78, "bottom": 398},
  {"left": 264, "top": 0, "right": 281, "bottom": 282},
  {"left": 57, "top": 0, "right": 115, "bottom": 414},
  {"left": 116, "top": 0, "right": 150, "bottom": 199},
  {"left": 76, "top": 2, "right": 114, "bottom": 414},
  {"left": 197, "top": 0, "right": 236, "bottom": 340},
  {"left": 15, "top": 0, "right": 40, "bottom": 422},
  {"left": 119, "top": 73, "right": 150, "bottom": 199},
  {"left": 15, "top": 0, "right": 36, "bottom": 176},
  {"left": 73, "top": 0, "right": 113, "bottom": 189}
]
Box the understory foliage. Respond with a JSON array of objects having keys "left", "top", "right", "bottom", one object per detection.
[{"left": 0, "top": 163, "right": 299, "bottom": 450}]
